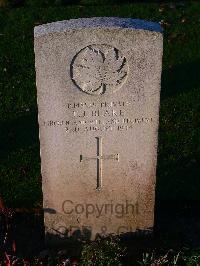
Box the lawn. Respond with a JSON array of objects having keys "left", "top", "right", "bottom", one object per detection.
[{"left": 0, "top": 0, "right": 200, "bottom": 264}]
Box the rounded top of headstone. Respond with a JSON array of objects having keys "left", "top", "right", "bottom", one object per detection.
[{"left": 34, "top": 17, "right": 163, "bottom": 37}]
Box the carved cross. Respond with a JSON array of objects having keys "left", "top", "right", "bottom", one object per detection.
[{"left": 80, "top": 137, "right": 119, "bottom": 190}]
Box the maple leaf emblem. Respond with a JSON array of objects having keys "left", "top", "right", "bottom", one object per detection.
[{"left": 71, "top": 44, "right": 128, "bottom": 95}]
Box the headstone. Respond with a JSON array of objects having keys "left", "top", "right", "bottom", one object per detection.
[{"left": 34, "top": 17, "right": 163, "bottom": 244}]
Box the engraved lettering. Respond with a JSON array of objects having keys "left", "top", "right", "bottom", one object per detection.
[
  {"left": 92, "top": 110, "right": 100, "bottom": 117},
  {"left": 73, "top": 111, "right": 86, "bottom": 117}
]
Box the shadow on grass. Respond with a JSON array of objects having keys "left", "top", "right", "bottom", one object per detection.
[
  {"left": 111, "top": 0, "right": 173, "bottom": 3},
  {"left": 0, "top": 212, "right": 45, "bottom": 256},
  {"left": 7, "top": 0, "right": 187, "bottom": 8},
  {"left": 161, "top": 59, "right": 200, "bottom": 99},
  {"left": 0, "top": 111, "right": 39, "bottom": 159},
  {"left": 1, "top": 208, "right": 200, "bottom": 264}
]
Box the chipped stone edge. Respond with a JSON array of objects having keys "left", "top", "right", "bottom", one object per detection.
[{"left": 34, "top": 17, "right": 163, "bottom": 38}]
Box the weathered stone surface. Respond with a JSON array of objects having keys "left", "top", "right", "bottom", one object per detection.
[{"left": 34, "top": 17, "right": 163, "bottom": 243}]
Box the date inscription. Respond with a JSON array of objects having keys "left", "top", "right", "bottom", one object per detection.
[{"left": 42, "top": 101, "right": 153, "bottom": 134}]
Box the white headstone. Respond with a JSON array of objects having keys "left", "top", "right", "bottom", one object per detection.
[{"left": 34, "top": 17, "right": 163, "bottom": 243}]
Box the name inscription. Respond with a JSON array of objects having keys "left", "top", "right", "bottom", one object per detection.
[{"left": 42, "top": 101, "right": 153, "bottom": 134}]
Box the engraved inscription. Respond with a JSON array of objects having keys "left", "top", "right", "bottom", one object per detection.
[
  {"left": 42, "top": 101, "right": 154, "bottom": 134},
  {"left": 80, "top": 137, "right": 119, "bottom": 190},
  {"left": 71, "top": 44, "right": 128, "bottom": 95}
]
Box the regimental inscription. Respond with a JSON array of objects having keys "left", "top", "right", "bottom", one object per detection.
[
  {"left": 42, "top": 101, "right": 154, "bottom": 134},
  {"left": 43, "top": 117, "right": 153, "bottom": 133},
  {"left": 80, "top": 137, "right": 119, "bottom": 190},
  {"left": 71, "top": 44, "right": 128, "bottom": 95}
]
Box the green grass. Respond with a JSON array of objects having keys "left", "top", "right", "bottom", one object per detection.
[{"left": 0, "top": 1, "right": 200, "bottom": 208}]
